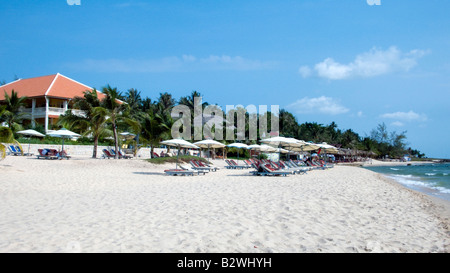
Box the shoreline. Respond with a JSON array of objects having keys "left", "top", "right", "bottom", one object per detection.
[
  {"left": 372, "top": 171, "right": 450, "bottom": 237},
  {"left": 1, "top": 156, "right": 449, "bottom": 252}
]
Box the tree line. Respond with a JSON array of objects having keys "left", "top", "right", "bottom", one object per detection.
[{"left": 0, "top": 87, "right": 425, "bottom": 159}]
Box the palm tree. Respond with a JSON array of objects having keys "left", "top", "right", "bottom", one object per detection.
[
  {"left": 140, "top": 109, "right": 171, "bottom": 158},
  {"left": 1, "top": 90, "right": 28, "bottom": 133},
  {"left": 0, "top": 126, "right": 23, "bottom": 160},
  {"left": 101, "top": 85, "right": 129, "bottom": 159},
  {"left": 0, "top": 126, "right": 15, "bottom": 160},
  {"left": 58, "top": 89, "right": 109, "bottom": 158},
  {"left": 157, "top": 92, "right": 176, "bottom": 112}
]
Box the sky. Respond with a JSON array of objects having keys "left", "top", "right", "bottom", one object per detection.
[{"left": 1, "top": 0, "right": 449, "bottom": 158}]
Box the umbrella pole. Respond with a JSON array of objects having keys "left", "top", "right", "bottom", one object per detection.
[
  {"left": 27, "top": 137, "right": 31, "bottom": 156},
  {"left": 176, "top": 144, "right": 180, "bottom": 170},
  {"left": 237, "top": 148, "right": 239, "bottom": 164}
]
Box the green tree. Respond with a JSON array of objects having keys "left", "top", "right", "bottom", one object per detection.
[
  {"left": 279, "top": 109, "right": 300, "bottom": 138},
  {"left": 140, "top": 108, "right": 171, "bottom": 158},
  {"left": 58, "top": 89, "right": 109, "bottom": 158},
  {"left": 0, "top": 126, "right": 15, "bottom": 160},
  {"left": 1, "top": 90, "right": 28, "bottom": 133},
  {"left": 101, "top": 85, "right": 130, "bottom": 159}
]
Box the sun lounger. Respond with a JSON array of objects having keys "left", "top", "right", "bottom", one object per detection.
[
  {"left": 102, "top": 149, "right": 115, "bottom": 159},
  {"left": 118, "top": 150, "right": 132, "bottom": 159},
  {"left": 164, "top": 165, "right": 207, "bottom": 176},
  {"left": 8, "top": 145, "right": 21, "bottom": 156},
  {"left": 37, "top": 149, "right": 59, "bottom": 160},
  {"left": 194, "top": 160, "right": 219, "bottom": 171},
  {"left": 259, "top": 164, "right": 292, "bottom": 176},
  {"left": 164, "top": 169, "right": 196, "bottom": 176},
  {"left": 227, "top": 159, "right": 251, "bottom": 169},
  {"left": 224, "top": 160, "right": 236, "bottom": 169},
  {"left": 281, "top": 160, "right": 308, "bottom": 174},
  {"left": 190, "top": 160, "right": 213, "bottom": 172},
  {"left": 179, "top": 164, "right": 208, "bottom": 175},
  {"left": 58, "top": 150, "right": 71, "bottom": 159},
  {"left": 15, "top": 146, "right": 25, "bottom": 156},
  {"left": 306, "top": 161, "right": 326, "bottom": 170}
]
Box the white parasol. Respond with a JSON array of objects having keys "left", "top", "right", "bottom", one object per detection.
[
  {"left": 227, "top": 143, "right": 248, "bottom": 164},
  {"left": 193, "top": 139, "right": 225, "bottom": 160},
  {"left": 16, "top": 129, "right": 45, "bottom": 156},
  {"left": 161, "top": 139, "right": 200, "bottom": 169},
  {"left": 47, "top": 128, "right": 81, "bottom": 156}
]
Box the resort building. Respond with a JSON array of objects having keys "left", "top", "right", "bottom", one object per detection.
[{"left": 0, "top": 73, "right": 107, "bottom": 132}]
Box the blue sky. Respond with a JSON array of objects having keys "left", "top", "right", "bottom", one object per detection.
[{"left": 1, "top": 0, "right": 449, "bottom": 158}]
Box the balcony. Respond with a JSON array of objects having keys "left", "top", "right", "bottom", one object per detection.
[{"left": 21, "top": 107, "right": 86, "bottom": 118}]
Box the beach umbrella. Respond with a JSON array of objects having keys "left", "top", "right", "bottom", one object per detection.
[
  {"left": 193, "top": 139, "right": 225, "bottom": 160},
  {"left": 314, "top": 142, "right": 339, "bottom": 163},
  {"left": 260, "top": 136, "right": 301, "bottom": 161},
  {"left": 227, "top": 143, "right": 248, "bottom": 164},
  {"left": 274, "top": 147, "right": 290, "bottom": 154},
  {"left": 247, "top": 144, "right": 261, "bottom": 159},
  {"left": 287, "top": 141, "right": 320, "bottom": 152},
  {"left": 315, "top": 142, "right": 339, "bottom": 154},
  {"left": 160, "top": 139, "right": 199, "bottom": 169},
  {"left": 259, "top": 144, "right": 277, "bottom": 152},
  {"left": 16, "top": 129, "right": 45, "bottom": 156},
  {"left": 47, "top": 128, "right": 81, "bottom": 155},
  {"left": 119, "top": 132, "right": 136, "bottom": 140},
  {"left": 247, "top": 144, "right": 261, "bottom": 150}
]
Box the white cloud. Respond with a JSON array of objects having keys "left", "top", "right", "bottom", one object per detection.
[
  {"left": 380, "top": 110, "right": 427, "bottom": 122},
  {"left": 314, "top": 58, "right": 353, "bottom": 80},
  {"left": 357, "top": 111, "right": 364, "bottom": 117},
  {"left": 286, "top": 96, "right": 349, "bottom": 115},
  {"left": 300, "top": 46, "right": 429, "bottom": 80},
  {"left": 298, "top": 66, "right": 312, "bottom": 78},
  {"left": 66, "top": 55, "right": 274, "bottom": 73},
  {"left": 391, "top": 121, "right": 405, "bottom": 127}
]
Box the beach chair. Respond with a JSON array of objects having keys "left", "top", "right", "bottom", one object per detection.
[
  {"left": 102, "top": 149, "right": 115, "bottom": 159},
  {"left": 164, "top": 165, "right": 207, "bottom": 176},
  {"left": 58, "top": 150, "right": 72, "bottom": 160},
  {"left": 15, "top": 146, "right": 24, "bottom": 156},
  {"left": 189, "top": 160, "right": 212, "bottom": 172},
  {"left": 259, "top": 164, "right": 292, "bottom": 176},
  {"left": 224, "top": 160, "right": 236, "bottom": 169},
  {"left": 118, "top": 150, "right": 132, "bottom": 159},
  {"left": 306, "top": 161, "right": 326, "bottom": 170},
  {"left": 36, "top": 149, "right": 58, "bottom": 160},
  {"left": 229, "top": 159, "right": 251, "bottom": 169},
  {"left": 8, "top": 145, "right": 21, "bottom": 156},
  {"left": 281, "top": 160, "right": 308, "bottom": 174},
  {"left": 248, "top": 162, "right": 261, "bottom": 176},
  {"left": 164, "top": 169, "right": 196, "bottom": 176},
  {"left": 195, "top": 160, "right": 219, "bottom": 171},
  {"left": 179, "top": 164, "right": 208, "bottom": 175}
]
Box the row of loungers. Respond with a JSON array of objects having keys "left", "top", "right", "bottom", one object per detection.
[
  {"left": 247, "top": 158, "right": 333, "bottom": 176},
  {"left": 163, "top": 157, "right": 334, "bottom": 176},
  {"left": 164, "top": 160, "right": 219, "bottom": 176}
]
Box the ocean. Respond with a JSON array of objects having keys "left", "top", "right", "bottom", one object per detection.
[{"left": 364, "top": 163, "right": 450, "bottom": 201}]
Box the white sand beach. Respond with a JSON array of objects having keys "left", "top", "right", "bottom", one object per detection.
[{"left": 0, "top": 156, "right": 449, "bottom": 253}]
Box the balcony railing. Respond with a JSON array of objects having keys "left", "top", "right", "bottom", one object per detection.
[{"left": 21, "top": 107, "right": 86, "bottom": 118}]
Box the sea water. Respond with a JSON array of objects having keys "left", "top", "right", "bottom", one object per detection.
[{"left": 364, "top": 163, "right": 450, "bottom": 201}]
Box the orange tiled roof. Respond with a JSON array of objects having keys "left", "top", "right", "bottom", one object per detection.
[{"left": 0, "top": 73, "right": 108, "bottom": 101}]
